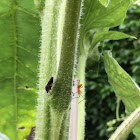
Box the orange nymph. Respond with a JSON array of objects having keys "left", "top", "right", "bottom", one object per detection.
[{"left": 78, "top": 83, "right": 83, "bottom": 94}]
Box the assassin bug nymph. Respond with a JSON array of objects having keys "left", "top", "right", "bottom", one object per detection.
[
  {"left": 45, "top": 77, "right": 53, "bottom": 93},
  {"left": 72, "top": 80, "right": 85, "bottom": 103},
  {"left": 72, "top": 80, "right": 83, "bottom": 96}
]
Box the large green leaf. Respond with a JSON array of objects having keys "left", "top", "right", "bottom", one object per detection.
[
  {"left": 0, "top": 0, "right": 40, "bottom": 139},
  {"left": 79, "top": 0, "right": 131, "bottom": 55},
  {"left": 80, "top": 0, "right": 131, "bottom": 34},
  {"left": 103, "top": 51, "right": 140, "bottom": 139}
]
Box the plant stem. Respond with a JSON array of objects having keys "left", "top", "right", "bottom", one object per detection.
[
  {"left": 36, "top": 0, "right": 82, "bottom": 139},
  {"left": 49, "top": 109, "right": 64, "bottom": 140},
  {"left": 59, "top": 111, "right": 70, "bottom": 140},
  {"left": 116, "top": 98, "right": 121, "bottom": 120},
  {"left": 109, "top": 106, "right": 140, "bottom": 140},
  {"left": 35, "top": 0, "right": 62, "bottom": 139},
  {"left": 48, "top": 0, "right": 82, "bottom": 139},
  {"left": 57, "top": 0, "right": 67, "bottom": 67},
  {"left": 77, "top": 54, "right": 87, "bottom": 140},
  {"left": 49, "top": 0, "right": 82, "bottom": 111}
]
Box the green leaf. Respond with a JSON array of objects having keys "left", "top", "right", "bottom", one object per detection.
[
  {"left": 103, "top": 51, "right": 140, "bottom": 139},
  {"left": 80, "top": 0, "right": 131, "bottom": 34},
  {"left": 79, "top": 0, "right": 131, "bottom": 55},
  {"left": 98, "top": 0, "right": 110, "bottom": 7},
  {"left": 0, "top": 1, "right": 40, "bottom": 140},
  {"left": 89, "top": 31, "right": 136, "bottom": 53}
]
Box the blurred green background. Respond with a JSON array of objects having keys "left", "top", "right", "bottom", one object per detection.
[{"left": 85, "top": 4, "right": 140, "bottom": 140}]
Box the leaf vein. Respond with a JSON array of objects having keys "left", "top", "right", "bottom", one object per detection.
[
  {"left": 0, "top": 56, "right": 13, "bottom": 63},
  {"left": 17, "top": 59, "right": 36, "bottom": 76},
  {"left": 16, "top": 6, "right": 39, "bottom": 18},
  {"left": 0, "top": 12, "right": 11, "bottom": 19},
  {"left": 18, "top": 46, "right": 38, "bottom": 57},
  {"left": 12, "top": 0, "right": 18, "bottom": 131},
  {"left": 85, "top": 1, "right": 123, "bottom": 32}
]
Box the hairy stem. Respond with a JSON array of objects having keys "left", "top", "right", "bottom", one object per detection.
[
  {"left": 59, "top": 111, "right": 70, "bottom": 140},
  {"left": 35, "top": 0, "right": 62, "bottom": 139},
  {"left": 49, "top": 0, "right": 82, "bottom": 111},
  {"left": 77, "top": 54, "right": 87, "bottom": 140},
  {"left": 35, "top": 0, "right": 82, "bottom": 139},
  {"left": 50, "top": 109, "right": 64, "bottom": 140},
  {"left": 47, "top": 0, "right": 82, "bottom": 139}
]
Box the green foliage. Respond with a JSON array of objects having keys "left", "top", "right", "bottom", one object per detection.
[
  {"left": 104, "top": 50, "right": 139, "bottom": 99},
  {"left": 85, "top": 66, "right": 116, "bottom": 139},
  {"left": 104, "top": 50, "right": 140, "bottom": 139},
  {"left": 77, "top": 0, "right": 132, "bottom": 139},
  {"left": 85, "top": 4, "right": 140, "bottom": 140},
  {"left": 0, "top": 0, "right": 139, "bottom": 139},
  {"left": 79, "top": 0, "right": 131, "bottom": 57},
  {"left": 80, "top": 0, "right": 130, "bottom": 36},
  {"left": 89, "top": 31, "right": 135, "bottom": 53},
  {"left": 0, "top": 0, "right": 40, "bottom": 139}
]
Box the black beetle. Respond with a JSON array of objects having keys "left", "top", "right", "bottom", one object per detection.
[{"left": 45, "top": 77, "right": 53, "bottom": 93}]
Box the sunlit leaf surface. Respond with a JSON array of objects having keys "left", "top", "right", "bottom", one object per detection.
[
  {"left": 80, "top": 0, "right": 131, "bottom": 34},
  {"left": 103, "top": 51, "right": 140, "bottom": 139},
  {"left": 0, "top": 0, "right": 40, "bottom": 139},
  {"left": 79, "top": 0, "right": 131, "bottom": 54}
]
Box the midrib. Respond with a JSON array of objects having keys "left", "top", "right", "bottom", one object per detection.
[{"left": 12, "top": 0, "right": 18, "bottom": 137}]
